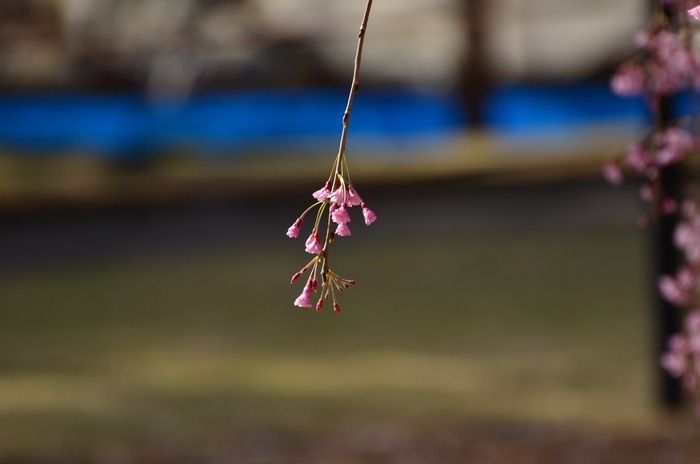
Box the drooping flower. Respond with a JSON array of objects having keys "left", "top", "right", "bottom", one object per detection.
[
  {"left": 690, "top": 6, "right": 700, "bottom": 21},
  {"left": 362, "top": 204, "right": 377, "bottom": 225},
  {"left": 674, "top": 203, "right": 700, "bottom": 263},
  {"left": 294, "top": 282, "right": 313, "bottom": 308},
  {"left": 639, "top": 184, "right": 654, "bottom": 202},
  {"left": 294, "top": 292, "right": 312, "bottom": 308},
  {"left": 661, "top": 310, "right": 700, "bottom": 387},
  {"left": 661, "top": 348, "right": 687, "bottom": 378},
  {"left": 329, "top": 186, "right": 346, "bottom": 205},
  {"left": 312, "top": 183, "right": 332, "bottom": 202},
  {"left": 624, "top": 143, "right": 651, "bottom": 173},
  {"left": 660, "top": 197, "right": 679, "bottom": 215},
  {"left": 611, "top": 64, "right": 645, "bottom": 96},
  {"left": 346, "top": 185, "right": 363, "bottom": 207},
  {"left": 665, "top": 127, "right": 694, "bottom": 150},
  {"left": 659, "top": 274, "right": 691, "bottom": 306},
  {"left": 305, "top": 232, "right": 323, "bottom": 254},
  {"left": 602, "top": 162, "right": 624, "bottom": 186},
  {"left": 687, "top": 309, "right": 700, "bottom": 333},
  {"left": 287, "top": 218, "right": 302, "bottom": 238},
  {"left": 655, "top": 128, "right": 693, "bottom": 165},
  {"left": 336, "top": 223, "right": 352, "bottom": 237},
  {"left": 331, "top": 205, "right": 351, "bottom": 224}
]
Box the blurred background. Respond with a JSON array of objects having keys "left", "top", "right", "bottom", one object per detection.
[{"left": 1, "top": 0, "right": 697, "bottom": 462}]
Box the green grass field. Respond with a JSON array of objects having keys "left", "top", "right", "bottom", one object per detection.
[{"left": 0, "top": 201, "right": 655, "bottom": 455}]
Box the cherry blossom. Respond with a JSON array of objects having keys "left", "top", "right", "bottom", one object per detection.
[
  {"left": 286, "top": 218, "right": 302, "bottom": 238},
  {"left": 335, "top": 222, "right": 352, "bottom": 237},
  {"left": 602, "top": 162, "right": 624, "bottom": 185},
  {"left": 362, "top": 204, "right": 378, "bottom": 225},
  {"left": 689, "top": 5, "right": 700, "bottom": 20},
  {"left": 304, "top": 232, "right": 323, "bottom": 255},
  {"left": 331, "top": 205, "right": 352, "bottom": 224}
]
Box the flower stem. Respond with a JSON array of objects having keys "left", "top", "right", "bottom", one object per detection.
[{"left": 335, "top": 0, "right": 373, "bottom": 178}]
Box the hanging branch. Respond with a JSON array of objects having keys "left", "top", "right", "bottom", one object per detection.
[
  {"left": 606, "top": 1, "right": 700, "bottom": 414},
  {"left": 286, "top": 0, "right": 377, "bottom": 314}
]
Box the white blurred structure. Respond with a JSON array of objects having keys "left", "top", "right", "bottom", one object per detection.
[
  {"left": 487, "top": 0, "right": 648, "bottom": 80},
  {"left": 2, "top": 0, "right": 648, "bottom": 92}
]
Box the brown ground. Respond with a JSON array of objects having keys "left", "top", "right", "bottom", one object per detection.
[
  {"left": 191, "top": 424, "right": 700, "bottom": 464},
  {"left": 4, "top": 422, "right": 697, "bottom": 464}
]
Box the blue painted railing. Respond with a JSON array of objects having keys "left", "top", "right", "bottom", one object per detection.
[{"left": 0, "top": 83, "right": 650, "bottom": 159}]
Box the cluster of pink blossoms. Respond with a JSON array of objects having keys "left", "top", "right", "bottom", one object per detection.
[
  {"left": 604, "top": 127, "right": 694, "bottom": 224},
  {"left": 286, "top": 173, "right": 376, "bottom": 313},
  {"left": 604, "top": 1, "right": 699, "bottom": 225},
  {"left": 285, "top": 0, "right": 376, "bottom": 314},
  {"left": 659, "top": 201, "right": 700, "bottom": 308},
  {"left": 659, "top": 200, "right": 700, "bottom": 405},
  {"left": 611, "top": 29, "right": 699, "bottom": 97},
  {"left": 661, "top": 304, "right": 700, "bottom": 403},
  {"left": 607, "top": 1, "right": 700, "bottom": 412}
]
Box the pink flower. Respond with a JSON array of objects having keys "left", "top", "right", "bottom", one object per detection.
[
  {"left": 625, "top": 143, "right": 651, "bottom": 173},
  {"left": 634, "top": 31, "right": 651, "bottom": 48},
  {"left": 331, "top": 205, "right": 351, "bottom": 224},
  {"left": 687, "top": 310, "right": 700, "bottom": 333},
  {"left": 315, "top": 298, "right": 324, "bottom": 312},
  {"left": 312, "top": 183, "right": 332, "bottom": 202},
  {"left": 669, "top": 333, "right": 687, "bottom": 352},
  {"left": 294, "top": 280, "right": 316, "bottom": 307},
  {"left": 689, "top": 6, "right": 700, "bottom": 21},
  {"left": 286, "top": 218, "right": 302, "bottom": 238},
  {"left": 656, "top": 149, "right": 680, "bottom": 166},
  {"left": 294, "top": 285, "right": 313, "bottom": 307},
  {"left": 689, "top": 334, "right": 700, "bottom": 354},
  {"left": 329, "top": 187, "right": 346, "bottom": 205},
  {"left": 639, "top": 184, "right": 654, "bottom": 202},
  {"left": 664, "top": 127, "right": 694, "bottom": 151},
  {"left": 677, "top": 267, "right": 696, "bottom": 290},
  {"left": 362, "top": 204, "right": 377, "bottom": 225},
  {"left": 660, "top": 197, "right": 678, "bottom": 215},
  {"left": 655, "top": 128, "right": 693, "bottom": 165},
  {"left": 658, "top": 274, "right": 690, "bottom": 306},
  {"left": 346, "top": 186, "right": 363, "bottom": 207},
  {"left": 675, "top": 222, "right": 693, "bottom": 249},
  {"left": 611, "top": 64, "right": 645, "bottom": 96},
  {"left": 602, "top": 163, "right": 623, "bottom": 186},
  {"left": 305, "top": 233, "right": 323, "bottom": 254},
  {"left": 651, "top": 31, "right": 696, "bottom": 94},
  {"left": 684, "top": 372, "right": 698, "bottom": 393},
  {"left": 662, "top": 351, "right": 687, "bottom": 377},
  {"left": 335, "top": 223, "right": 351, "bottom": 237},
  {"left": 662, "top": 333, "right": 688, "bottom": 378},
  {"left": 333, "top": 303, "right": 342, "bottom": 314}
]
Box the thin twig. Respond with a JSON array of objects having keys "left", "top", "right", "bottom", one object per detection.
[{"left": 335, "top": 0, "right": 373, "bottom": 178}]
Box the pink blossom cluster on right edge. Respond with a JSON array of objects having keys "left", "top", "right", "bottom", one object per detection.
[
  {"left": 603, "top": 127, "right": 695, "bottom": 225},
  {"left": 659, "top": 201, "right": 700, "bottom": 404},
  {"left": 604, "top": 1, "right": 700, "bottom": 226},
  {"left": 606, "top": 1, "right": 700, "bottom": 416}
]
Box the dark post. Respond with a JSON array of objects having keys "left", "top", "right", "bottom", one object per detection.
[
  {"left": 455, "top": 0, "right": 489, "bottom": 128},
  {"left": 654, "top": 2, "right": 684, "bottom": 408},
  {"left": 655, "top": 111, "right": 684, "bottom": 408}
]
